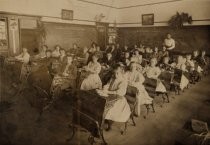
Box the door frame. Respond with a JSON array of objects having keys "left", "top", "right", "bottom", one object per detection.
[{"left": 96, "top": 22, "right": 109, "bottom": 49}]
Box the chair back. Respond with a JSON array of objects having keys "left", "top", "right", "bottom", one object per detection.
[
  {"left": 173, "top": 68, "right": 183, "bottom": 83},
  {"left": 125, "top": 85, "right": 138, "bottom": 109}
]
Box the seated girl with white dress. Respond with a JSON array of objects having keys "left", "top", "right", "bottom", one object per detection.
[
  {"left": 101, "top": 66, "right": 131, "bottom": 131},
  {"left": 52, "top": 45, "right": 61, "bottom": 58},
  {"left": 171, "top": 56, "right": 189, "bottom": 90},
  {"left": 15, "top": 48, "right": 30, "bottom": 64},
  {"left": 80, "top": 54, "right": 102, "bottom": 90},
  {"left": 144, "top": 58, "right": 167, "bottom": 93},
  {"left": 126, "top": 62, "right": 153, "bottom": 116}
]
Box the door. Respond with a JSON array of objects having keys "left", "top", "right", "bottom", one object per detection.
[
  {"left": 20, "top": 29, "right": 39, "bottom": 55},
  {"left": 96, "top": 22, "right": 108, "bottom": 50}
]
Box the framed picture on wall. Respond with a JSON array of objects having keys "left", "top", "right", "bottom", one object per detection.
[
  {"left": 142, "top": 14, "right": 154, "bottom": 25},
  {"left": 61, "top": 9, "right": 73, "bottom": 20}
]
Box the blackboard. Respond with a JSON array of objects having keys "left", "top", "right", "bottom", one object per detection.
[{"left": 44, "top": 22, "right": 97, "bottom": 50}]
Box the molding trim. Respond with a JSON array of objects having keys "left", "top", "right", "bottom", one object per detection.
[
  {"left": 118, "top": 0, "right": 183, "bottom": 9},
  {"left": 1, "top": 11, "right": 210, "bottom": 27},
  {"left": 0, "top": 11, "right": 96, "bottom": 23},
  {"left": 116, "top": 19, "right": 210, "bottom": 25},
  {"left": 78, "top": 0, "right": 183, "bottom": 9},
  {"left": 77, "top": 0, "right": 117, "bottom": 8}
]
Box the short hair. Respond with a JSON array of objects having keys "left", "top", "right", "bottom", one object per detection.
[
  {"left": 55, "top": 45, "right": 61, "bottom": 49},
  {"left": 59, "top": 48, "right": 65, "bottom": 52},
  {"left": 113, "top": 65, "right": 123, "bottom": 73}
]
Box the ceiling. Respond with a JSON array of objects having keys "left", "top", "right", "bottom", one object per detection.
[{"left": 78, "top": 0, "right": 184, "bottom": 8}]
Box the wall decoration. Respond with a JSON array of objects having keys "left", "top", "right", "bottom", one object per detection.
[
  {"left": 142, "top": 14, "right": 154, "bottom": 25},
  {"left": 61, "top": 9, "right": 73, "bottom": 20}
]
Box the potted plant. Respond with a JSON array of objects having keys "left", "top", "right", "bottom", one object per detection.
[{"left": 168, "top": 12, "right": 192, "bottom": 29}]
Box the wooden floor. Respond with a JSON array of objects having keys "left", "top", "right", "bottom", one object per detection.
[{"left": 0, "top": 70, "right": 210, "bottom": 145}]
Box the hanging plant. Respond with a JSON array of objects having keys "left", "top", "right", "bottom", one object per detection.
[{"left": 168, "top": 12, "right": 192, "bottom": 29}]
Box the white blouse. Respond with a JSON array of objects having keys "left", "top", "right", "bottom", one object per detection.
[
  {"left": 104, "top": 78, "right": 128, "bottom": 96},
  {"left": 86, "top": 61, "right": 101, "bottom": 74}
]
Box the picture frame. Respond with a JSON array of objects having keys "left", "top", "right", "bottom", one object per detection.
[
  {"left": 142, "top": 14, "right": 154, "bottom": 25},
  {"left": 61, "top": 9, "right": 73, "bottom": 20}
]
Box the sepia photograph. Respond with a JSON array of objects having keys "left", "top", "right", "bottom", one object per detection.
[{"left": 0, "top": 0, "right": 210, "bottom": 145}]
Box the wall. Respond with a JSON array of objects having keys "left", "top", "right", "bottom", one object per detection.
[
  {"left": 0, "top": 0, "right": 117, "bottom": 52},
  {"left": 1, "top": 0, "right": 210, "bottom": 26},
  {"left": 0, "top": 0, "right": 117, "bottom": 26},
  {"left": 117, "top": 0, "right": 210, "bottom": 27}
]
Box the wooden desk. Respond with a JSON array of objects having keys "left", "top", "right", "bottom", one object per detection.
[{"left": 68, "top": 89, "right": 119, "bottom": 145}]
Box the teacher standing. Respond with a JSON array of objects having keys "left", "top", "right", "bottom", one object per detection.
[{"left": 163, "top": 33, "right": 175, "bottom": 57}]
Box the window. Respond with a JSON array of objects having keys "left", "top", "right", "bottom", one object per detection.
[{"left": 0, "top": 17, "right": 8, "bottom": 51}]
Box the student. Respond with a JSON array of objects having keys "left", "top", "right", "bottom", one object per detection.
[
  {"left": 158, "top": 46, "right": 169, "bottom": 63},
  {"left": 15, "top": 48, "right": 30, "bottom": 64},
  {"left": 35, "top": 45, "right": 48, "bottom": 59},
  {"left": 80, "top": 54, "right": 102, "bottom": 90},
  {"left": 138, "top": 44, "right": 145, "bottom": 54},
  {"left": 70, "top": 43, "right": 79, "bottom": 55},
  {"left": 109, "top": 44, "right": 118, "bottom": 60},
  {"left": 159, "top": 56, "right": 173, "bottom": 71},
  {"left": 59, "top": 49, "right": 66, "bottom": 63},
  {"left": 198, "top": 50, "right": 209, "bottom": 75},
  {"left": 192, "top": 50, "right": 200, "bottom": 62},
  {"left": 103, "top": 53, "right": 114, "bottom": 68},
  {"left": 185, "top": 54, "right": 201, "bottom": 82},
  {"left": 126, "top": 62, "right": 153, "bottom": 116},
  {"left": 120, "top": 45, "right": 129, "bottom": 59},
  {"left": 151, "top": 47, "right": 159, "bottom": 59},
  {"left": 121, "top": 52, "right": 131, "bottom": 67},
  {"left": 95, "top": 45, "right": 103, "bottom": 62},
  {"left": 80, "top": 46, "right": 89, "bottom": 65},
  {"left": 130, "top": 49, "right": 143, "bottom": 65},
  {"left": 144, "top": 58, "right": 167, "bottom": 93},
  {"left": 143, "top": 47, "right": 153, "bottom": 60},
  {"left": 52, "top": 45, "right": 61, "bottom": 58},
  {"left": 198, "top": 50, "right": 208, "bottom": 69},
  {"left": 122, "top": 45, "right": 129, "bottom": 53},
  {"left": 185, "top": 54, "right": 195, "bottom": 70},
  {"left": 172, "top": 56, "right": 189, "bottom": 90},
  {"left": 171, "top": 55, "right": 184, "bottom": 70},
  {"left": 52, "top": 55, "right": 77, "bottom": 90},
  {"left": 89, "top": 42, "right": 97, "bottom": 54},
  {"left": 41, "top": 50, "right": 53, "bottom": 65},
  {"left": 101, "top": 66, "right": 131, "bottom": 130}
]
